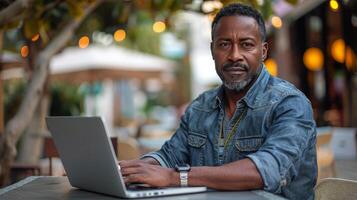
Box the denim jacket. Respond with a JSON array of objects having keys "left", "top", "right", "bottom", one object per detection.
[{"left": 144, "top": 66, "right": 317, "bottom": 200}]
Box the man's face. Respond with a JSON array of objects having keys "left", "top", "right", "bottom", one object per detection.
[{"left": 211, "top": 15, "right": 268, "bottom": 92}]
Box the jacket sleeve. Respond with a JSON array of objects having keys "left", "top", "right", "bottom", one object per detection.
[{"left": 246, "top": 94, "right": 317, "bottom": 193}]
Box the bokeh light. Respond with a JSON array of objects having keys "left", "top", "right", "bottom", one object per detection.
[
  {"left": 264, "top": 58, "right": 278, "bottom": 76},
  {"left": 271, "top": 16, "right": 282, "bottom": 29},
  {"left": 331, "top": 38, "right": 356, "bottom": 69},
  {"left": 303, "top": 47, "right": 324, "bottom": 71},
  {"left": 78, "top": 36, "right": 90, "bottom": 49},
  {"left": 329, "top": 0, "right": 339, "bottom": 12},
  {"left": 202, "top": 1, "right": 223, "bottom": 13},
  {"left": 20, "top": 45, "right": 29, "bottom": 58},
  {"left": 153, "top": 21, "right": 166, "bottom": 33},
  {"left": 31, "top": 34, "right": 40, "bottom": 42},
  {"left": 345, "top": 47, "right": 355, "bottom": 70},
  {"left": 331, "top": 39, "right": 345, "bottom": 63},
  {"left": 114, "top": 29, "right": 126, "bottom": 42}
]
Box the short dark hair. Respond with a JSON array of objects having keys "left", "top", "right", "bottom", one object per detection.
[{"left": 211, "top": 3, "right": 266, "bottom": 42}]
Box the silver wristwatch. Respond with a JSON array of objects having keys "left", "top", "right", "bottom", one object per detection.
[{"left": 175, "top": 164, "right": 191, "bottom": 187}]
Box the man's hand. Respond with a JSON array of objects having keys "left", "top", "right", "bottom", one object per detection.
[{"left": 120, "top": 160, "right": 178, "bottom": 188}]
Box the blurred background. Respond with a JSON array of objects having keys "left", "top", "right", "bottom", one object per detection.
[{"left": 0, "top": 0, "right": 356, "bottom": 188}]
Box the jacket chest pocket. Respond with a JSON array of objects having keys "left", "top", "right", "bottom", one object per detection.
[
  {"left": 187, "top": 131, "right": 207, "bottom": 165},
  {"left": 234, "top": 136, "right": 264, "bottom": 160}
]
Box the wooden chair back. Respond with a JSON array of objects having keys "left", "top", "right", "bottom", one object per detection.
[
  {"left": 316, "top": 132, "right": 336, "bottom": 180},
  {"left": 316, "top": 132, "right": 333, "bottom": 148}
]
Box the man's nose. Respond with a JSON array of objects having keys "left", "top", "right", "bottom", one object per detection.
[{"left": 228, "top": 44, "right": 243, "bottom": 62}]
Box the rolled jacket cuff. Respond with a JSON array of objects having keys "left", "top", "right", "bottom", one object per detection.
[
  {"left": 246, "top": 153, "right": 282, "bottom": 193},
  {"left": 141, "top": 152, "right": 170, "bottom": 168}
]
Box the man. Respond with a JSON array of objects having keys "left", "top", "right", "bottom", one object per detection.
[{"left": 120, "top": 3, "right": 317, "bottom": 200}]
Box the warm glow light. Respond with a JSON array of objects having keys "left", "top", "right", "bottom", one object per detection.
[
  {"left": 303, "top": 47, "right": 324, "bottom": 71},
  {"left": 329, "top": 0, "right": 339, "bottom": 11},
  {"left": 31, "top": 34, "right": 40, "bottom": 42},
  {"left": 345, "top": 47, "right": 355, "bottom": 70},
  {"left": 264, "top": 58, "right": 278, "bottom": 76},
  {"left": 271, "top": 16, "right": 282, "bottom": 29},
  {"left": 331, "top": 39, "right": 356, "bottom": 69},
  {"left": 202, "top": 1, "right": 223, "bottom": 13},
  {"left": 331, "top": 39, "right": 345, "bottom": 63},
  {"left": 78, "top": 36, "right": 90, "bottom": 48},
  {"left": 114, "top": 29, "right": 126, "bottom": 42},
  {"left": 20, "top": 45, "right": 29, "bottom": 58},
  {"left": 153, "top": 21, "right": 166, "bottom": 33}
]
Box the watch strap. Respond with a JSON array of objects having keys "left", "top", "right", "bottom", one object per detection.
[{"left": 179, "top": 171, "right": 188, "bottom": 187}]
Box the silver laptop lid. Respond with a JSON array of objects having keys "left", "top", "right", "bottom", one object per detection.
[{"left": 46, "top": 116, "right": 127, "bottom": 197}]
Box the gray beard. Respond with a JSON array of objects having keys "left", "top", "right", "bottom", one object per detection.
[{"left": 223, "top": 77, "right": 252, "bottom": 92}]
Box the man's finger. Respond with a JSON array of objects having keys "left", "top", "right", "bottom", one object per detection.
[
  {"left": 125, "top": 174, "right": 145, "bottom": 184},
  {"left": 121, "top": 166, "right": 142, "bottom": 176},
  {"left": 119, "top": 159, "right": 142, "bottom": 168}
]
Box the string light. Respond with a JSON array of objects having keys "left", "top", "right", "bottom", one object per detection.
[
  {"left": 78, "top": 36, "right": 90, "bottom": 48},
  {"left": 329, "top": 0, "right": 339, "bottom": 12},
  {"left": 20, "top": 45, "right": 29, "bottom": 57},
  {"left": 303, "top": 47, "right": 324, "bottom": 71},
  {"left": 153, "top": 21, "right": 166, "bottom": 33},
  {"left": 264, "top": 58, "right": 278, "bottom": 76},
  {"left": 114, "top": 29, "right": 126, "bottom": 42},
  {"left": 271, "top": 16, "right": 283, "bottom": 29},
  {"left": 31, "top": 34, "right": 40, "bottom": 42}
]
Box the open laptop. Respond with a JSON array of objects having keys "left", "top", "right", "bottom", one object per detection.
[{"left": 46, "top": 116, "right": 207, "bottom": 198}]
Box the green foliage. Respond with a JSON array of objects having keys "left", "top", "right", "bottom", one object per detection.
[
  {"left": 3, "top": 80, "right": 84, "bottom": 119},
  {"left": 260, "top": 0, "right": 273, "bottom": 20},
  {"left": 1, "top": 0, "right": 97, "bottom": 45},
  {"left": 142, "top": 91, "right": 171, "bottom": 117},
  {"left": 123, "top": 11, "right": 161, "bottom": 55},
  {"left": 65, "top": 0, "right": 84, "bottom": 18},
  {"left": 49, "top": 82, "right": 84, "bottom": 116},
  {"left": 3, "top": 0, "right": 301, "bottom": 58}
]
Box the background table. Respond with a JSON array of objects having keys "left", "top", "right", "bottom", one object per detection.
[{"left": 0, "top": 176, "right": 286, "bottom": 200}]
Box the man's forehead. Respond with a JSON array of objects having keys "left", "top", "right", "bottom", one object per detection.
[
  {"left": 213, "top": 15, "right": 260, "bottom": 39},
  {"left": 215, "top": 15, "right": 258, "bottom": 30}
]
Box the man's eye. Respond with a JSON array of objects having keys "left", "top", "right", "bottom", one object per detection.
[
  {"left": 242, "top": 43, "right": 253, "bottom": 48},
  {"left": 219, "top": 42, "right": 230, "bottom": 48}
]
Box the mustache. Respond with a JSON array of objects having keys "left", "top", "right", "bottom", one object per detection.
[{"left": 222, "top": 62, "right": 248, "bottom": 70}]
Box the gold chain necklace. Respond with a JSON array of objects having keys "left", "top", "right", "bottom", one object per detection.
[{"left": 219, "top": 107, "right": 247, "bottom": 150}]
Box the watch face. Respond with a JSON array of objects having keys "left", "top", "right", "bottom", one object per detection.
[{"left": 175, "top": 164, "right": 191, "bottom": 172}]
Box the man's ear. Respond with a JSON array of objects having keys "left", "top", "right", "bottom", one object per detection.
[
  {"left": 210, "top": 42, "right": 214, "bottom": 60},
  {"left": 262, "top": 42, "right": 268, "bottom": 61}
]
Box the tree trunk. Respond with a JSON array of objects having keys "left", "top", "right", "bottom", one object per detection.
[
  {"left": 17, "top": 90, "right": 50, "bottom": 164},
  {"left": 0, "top": 0, "right": 102, "bottom": 186},
  {"left": 0, "top": 30, "right": 4, "bottom": 133},
  {"left": 16, "top": 39, "right": 47, "bottom": 164}
]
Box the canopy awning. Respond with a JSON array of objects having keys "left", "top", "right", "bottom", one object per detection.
[{"left": 1, "top": 45, "right": 177, "bottom": 83}]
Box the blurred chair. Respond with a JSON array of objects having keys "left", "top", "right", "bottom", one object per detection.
[
  {"left": 10, "top": 162, "right": 41, "bottom": 184},
  {"left": 44, "top": 136, "right": 118, "bottom": 176},
  {"left": 316, "top": 131, "right": 336, "bottom": 180},
  {"left": 315, "top": 178, "right": 357, "bottom": 200},
  {"left": 117, "top": 137, "right": 141, "bottom": 161},
  {"left": 43, "top": 137, "right": 59, "bottom": 176}
]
